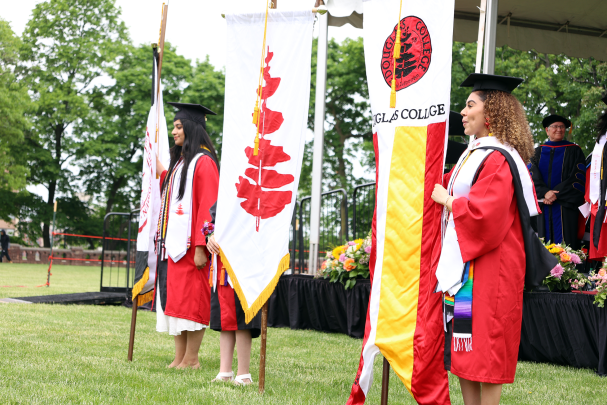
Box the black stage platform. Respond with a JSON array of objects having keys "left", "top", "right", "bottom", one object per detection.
[
  {"left": 4, "top": 292, "right": 127, "bottom": 305},
  {"left": 267, "top": 275, "right": 607, "bottom": 376}
]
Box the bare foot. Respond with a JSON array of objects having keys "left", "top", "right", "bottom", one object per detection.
[
  {"left": 176, "top": 358, "right": 200, "bottom": 369},
  {"left": 167, "top": 358, "right": 183, "bottom": 368}
]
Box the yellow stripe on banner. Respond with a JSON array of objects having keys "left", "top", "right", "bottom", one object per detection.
[
  {"left": 219, "top": 248, "right": 290, "bottom": 324},
  {"left": 377, "top": 126, "right": 427, "bottom": 394}
]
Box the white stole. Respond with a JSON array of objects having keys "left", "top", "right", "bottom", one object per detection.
[
  {"left": 435, "top": 136, "right": 539, "bottom": 295},
  {"left": 589, "top": 135, "right": 606, "bottom": 205},
  {"left": 165, "top": 153, "right": 204, "bottom": 262}
]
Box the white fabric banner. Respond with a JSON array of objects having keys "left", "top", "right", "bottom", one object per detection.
[
  {"left": 134, "top": 55, "right": 170, "bottom": 299},
  {"left": 216, "top": 10, "right": 314, "bottom": 322},
  {"left": 348, "top": 1, "right": 454, "bottom": 404}
]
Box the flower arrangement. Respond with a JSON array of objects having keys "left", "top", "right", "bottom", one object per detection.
[
  {"left": 317, "top": 234, "right": 372, "bottom": 290},
  {"left": 201, "top": 221, "right": 215, "bottom": 238},
  {"left": 542, "top": 243, "right": 586, "bottom": 292},
  {"left": 588, "top": 265, "right": 607, "bottom": 307}
]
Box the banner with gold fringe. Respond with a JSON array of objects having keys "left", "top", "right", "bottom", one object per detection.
[{"left": 215, "top": 10, "right": 314, "bottom": 322}]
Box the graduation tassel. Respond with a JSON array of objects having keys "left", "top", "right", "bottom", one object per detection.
[{"left": 208, "top": 261, "right": 213, "bottom": 288}]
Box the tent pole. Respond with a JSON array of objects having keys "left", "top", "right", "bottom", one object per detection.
[
  {"left": 474, "top": 0, "right": 487, "bottom": 74},
  {"left": 483, "top": 0, "right": 498, "bottom": 74},
  {"left": 308, "top": 6, "right": 328, "bottom": 276}
]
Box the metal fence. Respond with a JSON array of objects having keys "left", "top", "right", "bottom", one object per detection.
[
  {"left": 297, "top": 189, "right": 349, "bottom": 273},
  {"left": 105, "top": 183, "right": 379, "bottom": 281},
  {"left": 352, "top": 182, "right": 376, "bottom": 240},
  {"left": 100, "top": 211, "right": 138, "bottom": 293}
]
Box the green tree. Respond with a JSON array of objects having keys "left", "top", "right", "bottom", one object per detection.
[
  {"left": 75, "top": 43, "right": 192, "bottom": 214},
  {"left": 19, "top": 0, "right": 128, "bottom": 247},
  {"left": 302, "top": 37, "right": 372, "bottom": 196},
  {"left": 0, "top": 19, "right": 30, "bottom": 192},
  {"left": 183, "top": 57, "right": 226, "bottom": 158},
  {"left": 451, "top": 42, "right": 607, "bottom": 154}
]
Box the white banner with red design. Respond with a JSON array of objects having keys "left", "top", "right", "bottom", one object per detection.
[
  {"left": 215, "top": 10, "right": 314, "bottom": 322},
  {"left": 347, "top": 1, "right": 454, "bottom": 404},
  {"left": 133, "top": 53, "right": 171, "bottom": 305}
]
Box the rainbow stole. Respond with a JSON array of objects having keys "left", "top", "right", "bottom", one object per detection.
[{"left": 444, "top": 260, "right": 474, "bottom": 352}]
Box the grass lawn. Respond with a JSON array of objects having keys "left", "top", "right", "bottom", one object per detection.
[{"left": 1, "top": 264, "right": 606, "bottom": 404}]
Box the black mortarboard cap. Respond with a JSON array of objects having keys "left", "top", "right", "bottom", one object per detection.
[
  {"left": 449, "top": 111, "right": 465, "bottom": 136},
  {"left": 602, "top": 94, "right": 607, "bottom": 106},
  {"left": 167, "top": 102, "right": 217, "bottom": 130},
  {"left": 460, "top": 73, "right": 524, "bottom": 94},
  {"left": 542, "top": 114, "right": 571, "bottom": 128}
]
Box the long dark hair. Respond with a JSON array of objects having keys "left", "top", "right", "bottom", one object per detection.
[
  {"left": 162, "top": 119, "right": 219, "bottom": 200},
  {"left": 597, "top": 110, "right": 607, "bottom": 143}
]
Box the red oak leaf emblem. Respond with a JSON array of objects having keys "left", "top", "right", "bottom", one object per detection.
[
  {"left": 237, "top": 46, "right": 293, "bottom": 231},
  {"left": 175, "top": 203, "right": 185, "bottom": 216}
]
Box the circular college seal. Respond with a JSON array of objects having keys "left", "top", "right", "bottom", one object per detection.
[{"left": 381, "top": 16, "right": 432, "bottom": 91}]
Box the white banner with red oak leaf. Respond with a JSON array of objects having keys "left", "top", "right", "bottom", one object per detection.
[{"left": 215, "top": 10, "right": 314, "bottom": 322}]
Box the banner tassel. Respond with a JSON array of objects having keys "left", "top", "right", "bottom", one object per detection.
[
  {"left": 394, "top": 26, "right": 402, "bottom": 59},
  {"left": 390, "top": 78, "right": 396, "bottom": 108},
  {"left": 254, "top": 130, "right": 260, "bottom": 156}
]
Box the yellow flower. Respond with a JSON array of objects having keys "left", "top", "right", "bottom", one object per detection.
[
  {"left": 332, "top": 246, "right": 345, "bottom": 259},
  {"left": 546, "top": 243, "right": 556, "bottom": 249},
  {"left": 549, "top": 246, "right": 564, "bottom": 254}
]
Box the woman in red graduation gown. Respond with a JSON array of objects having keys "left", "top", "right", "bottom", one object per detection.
[
  {"left": 431, "top": 74, "right": 537, "bottom": 405},
  {"left": 155, "top": 102, "right": 219, "bottom": 369},
  {"left": 584, "top": 97, "right": 607, "bottom": 260}
]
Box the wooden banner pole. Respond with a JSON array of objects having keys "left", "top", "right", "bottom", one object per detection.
[
  {"left": 156, "top": 3, "right": 169, "bottom": 99},
  {"left": 127, "top": 296, "right": 138, "bottom": 361},
  {"left": 258, "top": 302, "right": 269, "bottom": 393},
  {"left": 380, "top": 356, "right": 390, "bottom": 405},
  {"left": 128, "top": 2, "right": 168, "bottom": 362}
]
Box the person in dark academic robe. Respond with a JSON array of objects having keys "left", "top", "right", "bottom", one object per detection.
[
  {"left": 528, "top": 114, "right": 586, "bottom": 249},
  {"left": 155, "top": 102, "right": 219, "bottom": 369},
  {"left": 432, "top": 74, "right": 551, "bottom": 405},
  {"left": 583, "top": 95, "right": 607, "bottom": 260}
]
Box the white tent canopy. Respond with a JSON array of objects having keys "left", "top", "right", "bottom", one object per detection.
[
  {"left": 307, "top": 0, "right": 607, "bottom": 274},
  {"left": 325, "top": 0, "right": 607, "bottom": 62}
]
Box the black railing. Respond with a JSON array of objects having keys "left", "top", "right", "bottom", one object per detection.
[
  {"left": 352, "top": 182, "right": 376, "bottom": 240},
  {"left": 100, "top": 211, "right": 138, "bottom": 294},
  {"left": 298, "top": 189, "right": 349, "bottom": 273}
]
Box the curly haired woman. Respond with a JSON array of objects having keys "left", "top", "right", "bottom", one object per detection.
[{"left": 431, "top": 74, "right": 540, "bottom": 405}]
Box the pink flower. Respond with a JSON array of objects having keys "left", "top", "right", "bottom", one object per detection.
[
  {"left": 550, "top": 264, "right": 564, "bottom": 279},
  {"left": 348, "top": 241, "right": 356, "bottom": 246},
  {"left": 339, "top": 254, "right": 346, "bottom": 262},
  {"left": 364, "top": 246, "right": 372, "bottom": 254},
  {"left": 570, "top": 253, "right": 581, "bottom": 265}
]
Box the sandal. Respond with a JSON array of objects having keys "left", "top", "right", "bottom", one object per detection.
[
  {"left": 234, "top": 373, "right": 253, "bottom": 386},
  {"left": 211, "top": 371, "right": 234, "bottom": 382}
]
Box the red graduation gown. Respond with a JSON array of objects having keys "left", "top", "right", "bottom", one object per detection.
[
  {"left": 584, "top": 165, "right": 607, "bottom": 260},
  {"left": 158, "top": 155, "right": 217, "bottom": 325},
  {"left": 444, "top": 151, "right": 526, "bottom": 384}
]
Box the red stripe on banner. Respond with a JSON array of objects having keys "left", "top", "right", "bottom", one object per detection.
[
  {"left": 347, "top": 133, "right": 380, "bottom": 405},
  {"left": 410, "top": 121, "right": 451, "bottom": 404}
]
